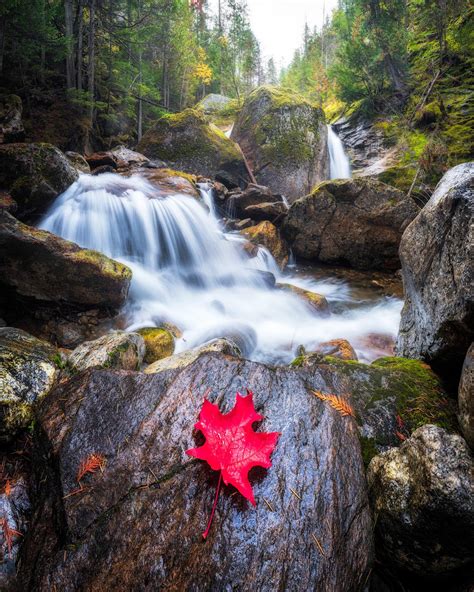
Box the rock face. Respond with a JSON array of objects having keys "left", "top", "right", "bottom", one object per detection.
[
  {"left": 69, "top": 332, "right": 145, "bottom": 372},
  {"left": 368, "top": 425, "right": 474, "bottom": 577},
  {"left": 137, "top": 109, "right": 250, "bottom": 188},
  {"left": 0, "top": 94, "right": 25, "bottom": 143},
  {"left": 223, "top": 183, "right": 283, "bottom": 218},
  {"left": 18, "top": 352, "right": 373, "bottom": 591},
  {"left": 241, "top": 220, "right": 289, "bottom": 270},
  {"left": 397, "top": 163, "right": 474, "bottom": 379},
  {"left": 283, "top": 178, "right": 418, "bottom": 270},
  {"left": 0, "top": 211, "right": 131, "bottom": 309},
  {"left": 0, "top": 327, "right": 57, "bottom": 440},
  {"left": 0, "top": 143, "right": 78, "bottom": 220},
  {"left": 459, "top": 344, "right": 474, "bottom": 449},
  {"left": 231, "top": 86, "right": 328, "bottom": 201}
]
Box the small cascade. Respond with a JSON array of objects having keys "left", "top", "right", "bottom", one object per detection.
[
  {"left": 39, "top": 172, "right": 401, "bottom": 363},
  {"left": 328, "top": 124, "right": 351, "bottom": 179}
]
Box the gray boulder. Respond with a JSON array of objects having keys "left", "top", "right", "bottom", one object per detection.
[
  {"left": 459, "top": 343, "right": 474, "bottom": 449},
  {"left": 283, "top": 178, "right": 418, "bottom": 270},
  {"left": 368, "top": 425, "right": 474, "bottom": 577},
  {"left": 397, "top": 163, "right": 474, "bottom": 379}
]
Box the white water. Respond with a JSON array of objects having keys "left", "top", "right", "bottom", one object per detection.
[
  {"left": 328, "top": 125, "right": 351, "bottom": 179},
  {"left": 39, "top": 173, "right": 401, "bottom": 364}
]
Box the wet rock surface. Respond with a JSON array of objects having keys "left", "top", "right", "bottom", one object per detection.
[
  {"left": 68, "top": 331, "right": 145, "bottom": 372},
  {"left": 0, "top": 211, "right": 131, "bottom": 310},
  {"left": 137, "top": 327, "right": 175, "bottom": 364},
  {"left": 459, "top": 343, "right": 474, "bottom": 449},
  {"left": 18, "top": 352, "right": 373, "bottom": 591},
  {"left": 0, "top": 143, "right": 78, "bottom": 221},
  {"left": 232, "top": 86, "right": 328, "bottom": 201},
  {"left": 241, "top": 220, "right": 289, "bottom": 270},
  {"left": 367, "top": 425, "right": 474, "bottom": 578},
  {"left": 283, "top": 178, "right": 418, "bottom": 270},
  {"left": 276, "top": 283, "right": 330, "bottom": 316},
  {"left": 397, "top": 163, "right": 474, "bottom": 381},
  {"left": 0, "top": 327, "right": 57, "bottom": 440}
]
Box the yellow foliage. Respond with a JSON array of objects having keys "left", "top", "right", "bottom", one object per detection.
[{"left": 193, "top": 48, "right": 213, "bottom": 85}]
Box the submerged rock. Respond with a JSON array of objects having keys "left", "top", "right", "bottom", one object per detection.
[
  {"left": 0, "top": 94, "right": 25, "bottom": 143},
  {"left": 137, "top": 327, "right": 175, "bottom": 364},
  {"left": 69, "top": 331, "right": 145, "bottom": 372},
  {"left": 368, "top": 425, "right": 474, "bottom": 577},
  {"left": 231, "top": 86, "right": 328, "bottom": 201},
  {"left": 0, "top": 211, "right": 131, "bottom": 310},
  {"left": 241, "top": 220, "right": 289, "bottom": 270},
  {"left": 0, "top": 327, "right": 58, "bottom": 440},
  {"left": 397, "top": 163, "right": 474, "bottom": 380},
  {"left": 276, "top": 283, "right": 330, "bottom": 316},
  {"left": 0, "top": 143, "right": 78, "bottom": 220},
  {"left": 19, "top": 351, "right": 373, "bottom": 590},
  {"left": 283, "top": 178, "right": 418, "bottom": 270},
  {"left": 141, "top": 167, "right": 199, "bottom": 197},
  {"left": 459, "top": 344, "right": 474, "bottom": 449},
  {"left": 137, "top": 109, "right": 250, "bottom": 188},
  {"left": 311, "top": 338, "right": 358, "bottom": 361}
]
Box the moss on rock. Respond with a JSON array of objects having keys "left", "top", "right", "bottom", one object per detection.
[{"left": 138, "top": 327, "right": 175, "bottom": 364}]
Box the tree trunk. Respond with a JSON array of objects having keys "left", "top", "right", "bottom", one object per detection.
[
  {"left": 88, "top": 0, "right": 95, "bottom": 125},
  {"left": 65, "top": 0, "right": 76, "bottom": 89},
  {"left": 0, "top": 16, "right": 6, "bottom": 76},
  {"left": 77, "top": 0, "right": 84, "bottom": 90},
  {"left": 137, "top": 0, "right": 143, "bottom": 141}
]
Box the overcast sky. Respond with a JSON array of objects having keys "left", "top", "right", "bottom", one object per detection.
[{"left": 207, "top": 0, "right": 339, "bottom": 68}]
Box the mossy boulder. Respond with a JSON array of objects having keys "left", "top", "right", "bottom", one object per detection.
[
  {"left": 0, "top": 143, "right": 78, "bottom": 220},
  {"left": 0, "top": 211, "right": 131, "bottom": 310},
  {"left": 137, "top": 109, "right": 249, "bottom": 188},
  {"left": 240, "top": 220, "right": 289, "bottom": 270},
  {"left": 0, "top": 94, "right": 25, "bottom": 143},
  {"left": 294, "top": 354, "right": 457, "bottom": 466},
  {"left": 231, "top": 86, "right": 328, "bottom": 201},
  {"left": 137, "top": 327, "right": 175, "bottom": 364},
  {"left": 276, "top": 283, "right": 330, "bottom": 316},
  {"left": 0, "top": 327, "right": 58, "bottom": 440},
  {"left": 69, "top": 331, "right": 145, "bottom": 372},
  {"left": 283, "top": 177, "right": 419, "bottom": 270}
]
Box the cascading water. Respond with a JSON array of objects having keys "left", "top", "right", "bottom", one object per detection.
[
  {"left": 39, "top": 172, "right": 401, "bottom": 363},
  {"left": 328, "top": 124, "right": 352, "bottom": 179}
]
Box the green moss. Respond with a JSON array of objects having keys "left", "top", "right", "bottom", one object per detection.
[
  {"left": 103, "top": 342, "right": 133, "bottom": 369},
  {"left": 290, "top": 356, "right": 305, "bottom": 367},
  {"left": 74, "top": 249, "right": 132, "bottom": 280}
]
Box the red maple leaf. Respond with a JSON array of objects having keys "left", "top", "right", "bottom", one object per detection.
[{"left": 186, "top": 390, "right": 279, "bottom": 538}]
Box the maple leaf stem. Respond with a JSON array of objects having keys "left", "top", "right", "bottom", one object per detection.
[{"left": 202, "top": 472, "right": 222, "bottom": 540}]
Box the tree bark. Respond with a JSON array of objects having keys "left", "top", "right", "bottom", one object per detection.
[
  {"left": 0, "top": 15, "right": 6, "bottom": 76},
  {"left": 88, "top": 0, "right": 95, "bottom": 124},
  {"left": 65, "top": 0, "right": 76, "bottom": 89},
  {"left": 137, "top": 0, "right": 143, "bottom": 141},
  {"left": 76, "top": 0, "right": 84, "bottom": 90}
]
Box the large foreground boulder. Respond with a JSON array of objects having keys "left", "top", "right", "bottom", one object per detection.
[
  {"left": 0, "top": 143, "right": 78, "bottom": 220},
  {"left": 283, "top": 178, "right": 419, "bottom": 270},
  {"left": 137, "top": 109, "right": 250, "bottom": 188},
  {"left": 18, "top": 352, "right": 373, "bottom": 590},
  {"left": 368, "top": 425, "right": 474, "bottom": 578},
  {"left": 0, "top": 327, "right": 58, "bottom": 440},
  {"left": 397, "top": 163, "right": 474, "bottom": 379},
  {"left": 0, "top": 211, "right": 131, "bottom": 309},
  {"left": 231, "top": 86, "right": 328, "bottom": 201}
]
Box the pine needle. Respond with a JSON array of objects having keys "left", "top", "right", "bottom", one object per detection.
[
  {"left": 76, "top": 453, "right": 106, "bottom": 483},
  {"left": 1, "top": 518, "right": 22, "bottom": 556},
  {"left": 312, "top": 390, "right": 355, "bottom": 417}
]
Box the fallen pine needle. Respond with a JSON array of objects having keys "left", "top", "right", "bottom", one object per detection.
[
  {"left": 312, "top": 390, "right": 355, "bottom": 417},
  {"left": 289, "top": 487, "right": 302, "bottom": 500},
  {"left": 311, "top": 533, "right": 326, "bottom": 557},
  {"left": 77, "top": 453, "right": 106, "bottom": 483},
  {"left": 1, "top": 518, "right": 22, "bottom": 556},
  {"left": 263, "top": 498, "right": 275, "bottom": 512}
]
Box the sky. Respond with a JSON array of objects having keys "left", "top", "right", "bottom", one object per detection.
[{"left": 207, "top": 0, "right": 339, "bottom": 68}]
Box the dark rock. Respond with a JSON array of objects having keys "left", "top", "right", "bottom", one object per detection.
[
  {"left": 0, "top": 94, "right": 25, "bottom": 143},
  {"left": 0, "top": 143, "right": 78, "bottom": 221},
  {"left": 234, "top": 218, "right": 254, "bottom": 230},
  {"left": 0, "top": 191, "right": 17, "bottom": 214},
  {"left": 0, "top": 327, "right": 58, "bottom": 441},
  {"left": 85, "top": 151, "right": 119, "bottom": 170},
  {"left": 283, "top": 178, "right": 418, "bottom": 270},
  {"left": 397, "top": 163, "right": 474, "bottom": 381},
  {"left": 241, "top": 220, "right": 289, "bottom": 270},
  {"left": 231, "top": 86, "right": 328, "bottom": 201},
  {"left": 19, "top": 352, "right": 373, "bottom": 590},
  {"left": 225, "top": 183, "right": 281, "bottom": 218},
  {"left": 459, "top": 344, "right": 474, "bottom": 449},
  {"left": 244, "top": 200, "right": 288, "bottom": 223},
  {"left": 0, "top": 211, "right": 131, "bottom": 310},
  {"left": 91, "top": 164, "right": 116, "bottom": 176},
  {"left": 137, "top": 109, "right": 250, "bottom": 188},
  {"left": 368, "top": 425, "right": 474, "bottom": 577},
  {"left": 65, "top": 151, "right": 90, "bottom": 173}
]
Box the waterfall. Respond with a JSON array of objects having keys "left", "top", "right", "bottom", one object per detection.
[
  {"left": 39, "top": 172, "right": 401, "bottom": 363},
  {"left": 328, "top": 125, "right": 351, "bottom": 179}
]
